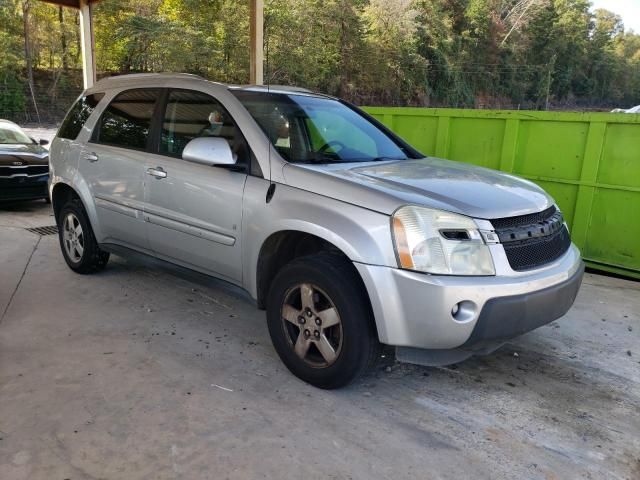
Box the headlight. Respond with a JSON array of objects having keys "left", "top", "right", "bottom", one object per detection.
[{"left": 392, "top": 205, "right": 495, "bottom": 276}]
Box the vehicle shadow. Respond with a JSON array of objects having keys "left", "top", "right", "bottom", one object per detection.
[
  {"left": 0, "top": 199, "right": 50, "bottom": 212},
  {"left": 0, "top": 199, "right": 54, "bottom": 228}
]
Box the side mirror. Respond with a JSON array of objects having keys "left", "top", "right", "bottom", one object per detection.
[
  {"left": 182, "top": 137, "right": 236, "bottom": 167},
  {"left": 39, "top": 139, "right": 49, "bottom": 146}
]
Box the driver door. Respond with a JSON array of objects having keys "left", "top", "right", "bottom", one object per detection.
[{"left": 143, "top": 89, "right": 248, "bottom": 284}]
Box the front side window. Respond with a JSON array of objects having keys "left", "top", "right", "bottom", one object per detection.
[
  {"left": 57, "top": 93, "right": 104, "bottom": 140},
  {"left": 231, "top": 90, "right": 413, "bottom": 164},
  {"left": 94, "top": 89, "right": 160, "bottom": 150},
  {"left": 160, "top": 89, "right": 244, "bottom": 161}
]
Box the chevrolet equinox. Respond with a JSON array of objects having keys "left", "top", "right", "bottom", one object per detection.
[{"left": 49, "top": 74, "right": 584, "bottom": 388}]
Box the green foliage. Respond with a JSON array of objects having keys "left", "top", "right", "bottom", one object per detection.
[
  {"left": 0, "top": 0, "right": 24, "bottom": 71},
  {"left": 0, "top": 70, "right": 26, "bottom": 117},
  {"left": 1, "top": 0, "right": 640, "bottom": 109}
]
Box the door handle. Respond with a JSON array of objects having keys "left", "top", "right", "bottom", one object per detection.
[
  {"left": 83, "top": 152, "right": 99, "bottom": 162},
  {"left": 147, "top": 167, "right": 167, "bottom": 179}
]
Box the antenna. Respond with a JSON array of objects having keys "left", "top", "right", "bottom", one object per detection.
[
  {"left": 265, "top": 9, "right": 270, "bottom": 94},
  {"left": 264, "top": 9, "right": 276, "bottom": 203}
]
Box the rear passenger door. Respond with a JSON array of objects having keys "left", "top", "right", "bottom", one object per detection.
[
  {"left": 82, "top": 88, "right": 161, "bottom": 251},
  {"left": 143, "top": 89, "right": 248, "bottom": 283}
]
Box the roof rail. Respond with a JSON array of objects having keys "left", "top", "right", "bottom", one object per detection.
[
  {"left": 94, "top": 72, "right": 207, "bottom": 86},
  {"left": 232, "top": 84, "right": 313, "bottom": 93}
]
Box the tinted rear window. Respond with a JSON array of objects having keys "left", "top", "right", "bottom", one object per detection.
[
  {"left": 57, "top": 93, "right": 104, "bottom": 140},
  {"left": 94, "top": 89, "right": 160, "bottom": 150}
]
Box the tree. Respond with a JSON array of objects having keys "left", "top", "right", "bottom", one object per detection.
[
  {"left": 1, "top": 0, "right": 640, "bottom": 119},
  {"left": 22, "top": 0, "right": 40, "bottom": 122}
]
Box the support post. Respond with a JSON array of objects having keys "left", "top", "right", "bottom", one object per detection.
[
  {"left": 249, "top": 0, "right": 264, "bottom": 85},
  {"left": 79, "top": 0, "right": 95, "bottom": 89}
]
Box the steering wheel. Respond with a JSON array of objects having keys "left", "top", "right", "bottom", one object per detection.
[{"left": 317, "top": 140, "right": 347, "bottom": 155}]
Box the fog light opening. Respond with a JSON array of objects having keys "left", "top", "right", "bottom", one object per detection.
[{"left": 451, "top": 301, "right": 477, "bottom": 323}]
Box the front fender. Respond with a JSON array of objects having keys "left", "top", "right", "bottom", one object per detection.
[{"left": 242, "top": 177, "right": 397, "bottom": 299}]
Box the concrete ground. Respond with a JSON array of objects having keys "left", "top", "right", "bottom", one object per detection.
[{"left": 0, "top": 201, "right": 639, "bottom": 480}]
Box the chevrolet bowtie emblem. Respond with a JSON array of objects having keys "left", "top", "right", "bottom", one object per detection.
[{"left": 12, "top": 161, "right": 24, "bottom": 166}]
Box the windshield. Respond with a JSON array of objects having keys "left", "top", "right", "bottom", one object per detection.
[
  {"left": 0, "top": 122, "right": 33, "bottom": 145},
  {"left": 232, "top": 90, "right": 413, "bottom": 164}
]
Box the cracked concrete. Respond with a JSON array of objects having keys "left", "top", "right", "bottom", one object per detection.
[
  {"left": 1, "top": 235, "right": 40, "bottom": 322},
  {"left": 0, "top": 227, "right": 41, "bottom": 322},
  {"left": 1, "top": 201, "right": 639, "bottom": 480}
]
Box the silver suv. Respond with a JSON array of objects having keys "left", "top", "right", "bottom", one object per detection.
[{"left": 49, "top": 74, "right": 584, "bottom": 388}]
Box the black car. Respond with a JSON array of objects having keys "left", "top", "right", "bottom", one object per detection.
[{"left": 0, "top": 119, "right": 50, "bottom": 202}]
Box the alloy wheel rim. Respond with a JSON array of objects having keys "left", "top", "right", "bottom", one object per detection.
[
  {"left": 63, "top": 213, "right": 84, "bottom": 263},
  {"left": 280, "top": 283, "right": 343, "bottom": 368}
]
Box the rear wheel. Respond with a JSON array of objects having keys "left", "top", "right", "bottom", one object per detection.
[
  {"left": 266, "top": 253, "right": 380, "bottom": 389},
  {"left": 58, "top": 199, "right": 109, "bottom": 274}
]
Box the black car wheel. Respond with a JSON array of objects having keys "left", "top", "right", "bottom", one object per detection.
[
  {"left": 266, "top": 252, "right": 380, "bottom": 389},
  {"left": 58, "top": 199, "right": 109, "bottom": 274}
]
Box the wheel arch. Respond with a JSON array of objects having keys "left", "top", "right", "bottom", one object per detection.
[
  {"left": 50, "top": 179, "right": 103, "bottom": 241},
  {"left": 254, "top": 230, "right": 371, "bottom": 317},
  {"left": 51, "top": 182, "right": 80, "bottom": 223}
]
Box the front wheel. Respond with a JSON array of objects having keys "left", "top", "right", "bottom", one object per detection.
[
  {"left": 266, "top": 253, "right": 380, "bottom": 389},
  {"left": 58, "top": 199, "right": 109, "bottom": 274}
]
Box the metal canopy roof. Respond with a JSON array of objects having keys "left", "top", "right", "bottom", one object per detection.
[{"left": 39, "top": 0, "right": 100, "bottom": 8}]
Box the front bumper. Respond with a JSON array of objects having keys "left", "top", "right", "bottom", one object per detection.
[
  {"left": 0, "top": 175, "right": 49, "bottom": 202},
  {"left": 460, "top": 262, "right": 583, "bottom": 350},
  {"left": 355, "top": 243, "right": 584, "bottom": 351}
]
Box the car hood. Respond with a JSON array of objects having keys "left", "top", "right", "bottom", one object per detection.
[
  {"left": 0, "top": 143, "right": 48, "bottom": 165},
  {"left": 282, "top": 157, "right": 553, "bottom": 219}
]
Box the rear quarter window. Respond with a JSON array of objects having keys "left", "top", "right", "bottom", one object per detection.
[{"left": 57, "top": 93, "right": 104, "bottom": 140}]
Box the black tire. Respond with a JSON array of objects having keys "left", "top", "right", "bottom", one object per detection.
[
  {"left": 57, "top": 198, "right": 109, "bottom": 274},
  {"left": 266, "top": 252, "right": 380, "bottom": 389}
]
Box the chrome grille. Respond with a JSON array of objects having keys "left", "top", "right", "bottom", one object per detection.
[{"left": 0, "top": 165, "right": 49, "bottom": 177}]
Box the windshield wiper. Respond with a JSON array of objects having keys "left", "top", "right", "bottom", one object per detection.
[
  {"left": 292, "top": 155, "right": 408, "bottom": 165},
  {"left": 368, "top": 156, "right": 407, "bottom": 162},
  {"left": 295, "top": 152, "right": 343, "bottom": 164}
]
